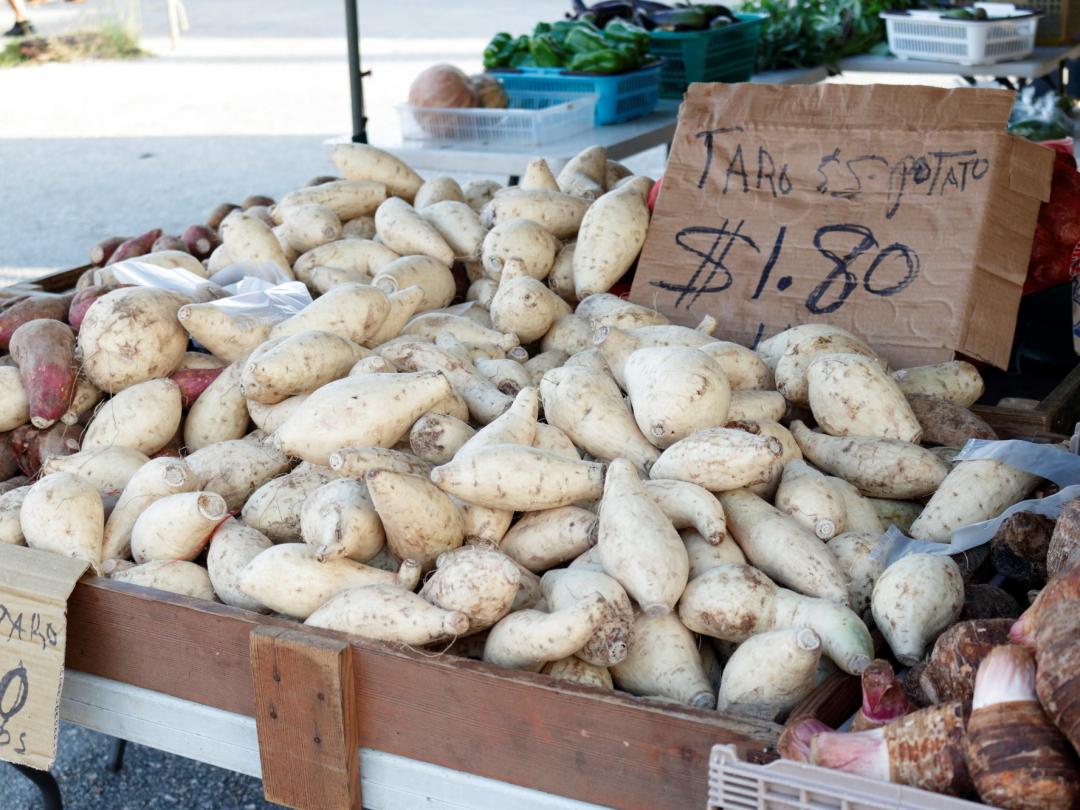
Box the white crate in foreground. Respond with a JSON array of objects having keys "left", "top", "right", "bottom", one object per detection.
[
  {"left": 708, "top": 745, "right": 983, "bottom": 810},
  {"left": 882, "top": 4, "right": 1041, "bottom": 65}
]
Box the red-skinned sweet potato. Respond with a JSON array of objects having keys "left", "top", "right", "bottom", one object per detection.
[
  {"left": 151, "top": 235, "right": 188, "bottom": 254},
  {"left": 169, "top": 367, "right": 226, "bottom": 409},
  {"left": 68, "top": 285, "right": 117, "bottom": 333},
  {"left": 9, "top": 319, "right": 77, "bottom": 429},
  {"left": 0, "top": 295, "right": 73, "bottom": 351},
  {"left": 106, "top": 229, "right": 162, "bottom": 265},
  {"left": 90, "top": 236, "right": 128, "bottom": 267},
  {"left": 181, "top": 225, "right": 221, "bottom": 260},
  {"left": 0, "top": 433, "right": 19, "bottom": 482},
  {"left": 10, "top": 422, "right": 79, "bottom": 477},
  {"left": 206, "top": 203, "right": 240, "bottom": 231}
]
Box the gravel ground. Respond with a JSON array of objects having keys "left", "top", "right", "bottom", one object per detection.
[{"left": 5, "top": 724, "right": 281, "bottom": 810}]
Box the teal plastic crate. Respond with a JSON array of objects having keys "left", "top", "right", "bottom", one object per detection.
[
  {"left": 648, "top": 13, "right": 765, "bottom": 99},
  {"left": 490, "top": 62, "right": 662, "bottom": 125}
]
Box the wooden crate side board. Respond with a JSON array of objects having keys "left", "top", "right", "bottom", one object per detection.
[
  {"left": 66, "top": 578, "right": 782, "bottom": 809},
  {"left": 250, "top": 627, "right": 361, "bottom": 810}
]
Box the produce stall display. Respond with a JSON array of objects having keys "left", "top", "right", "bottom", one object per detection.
[{"left": 1, "top": 130, "right": 1077, "bottom": 810}]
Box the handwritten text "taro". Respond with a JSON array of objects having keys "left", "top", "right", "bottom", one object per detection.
[{"left": 695, "top": 128, "right": 990, "bottom": 219}]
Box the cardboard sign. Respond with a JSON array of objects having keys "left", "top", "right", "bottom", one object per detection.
[
  {"left": 630, "top": 83, "right": 1054, "bottom": 369},
  {"left": 0, "top": 546, "right": 88, "bottom": 770}
]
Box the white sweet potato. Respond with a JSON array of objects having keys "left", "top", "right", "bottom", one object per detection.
[
  {"left": 419, "top": 546, "right": 521, "bottom": 633},
  {"left": 598, "top": 459, "right": 688, "bottom": 617},
  {"left": 719, "top": 488, "right": 849, "bottom": 604},
  {"left": 609, "top": 611, "right": 714, "bottom": 708},
  {"left": 808, "top": 353, "right": 921, "bottom": 442},
  {"left": 371, "top": 254, "right": 456, "bottom": 312},
  {"left": 791, "top": 420, "right": 947, "bottom": 499},
  {"left": 0, "top": 486, "right": 30, "bottom": 546},
  {"left": 21, "top": 472, "right": 104, "bottom": 568},
  {"left": 279, "top": 203, "right": 342, "bottom": 253},
  {"left": 102, "top": 457, "right": 197, "bottom": 561},
  {"left": 184, "top": 361, "right": 250, "bottom": 450},
  {"left": 907, "top": 459, "right": 1040, "bottom": 542},
  {"left": 300, "top": 478, "right": 384, "bottom": 563},
  {"left": 238, "top": 543, "right": 420, "bottom": 620},
  {"left": 78, "top": 287, "right": 189, "bottom": 393},
  {"left": 82, "top": 379, "right": 182, "bottom": 455},
  {"left": 573, "top": 182, "right": 649, "bottom": 297},
  {"left": 540, "top": 365, "right": 659, "bottom": 471},
  {"left": 185, "top": 437, "right": 292, "bottom": 511},
  {"left": 892, "top": 361, "right": 984, "bottom": 406},
  {"left": 419, "top": 201, "right": 485, "bottom": 261},
  {"left": 130, "top": 491, "right": 227, "bottom": 563},
  {"left": 483, "top": 591, "right": 610, "bottom": 671},
  {"left": 273, "top": 370, "right": 451, "bottom": 465},
  {"left": 276, "top": 180, "right": 387, "bottom": 223},
  {"left": 649, "top": 427, "right": 784, "bottom": 492},
  {"left": 330, "top": 143, "right": 423, "bottom": 201},
  {"left": 111, "top": 560, "right": 216, "bottom": 601},
  {"left": 270, "top": 283, "right": 390, "bottom": 345},
  {"left": 374, "top": 197, "right": 454, "bottom": 265},
  {"left": 541, "top": 567, "right": 633, "bottom": 667},
  {"left": 718, "top": 628, "right": 821, "bottom": 719},
  {"left": 241, "top": 331, "right": 366, "bottom": 404},
  {"left": 409, "top": 413, "right": 475, "bottom": 465},
  {"left": 220, "top": 211, "right": 293, "bottom": 274},
  {"left": 42, "top": 446, "right": 150, "bottom": 496},
  {"left": 481, "top": 188, "right": 589, "bottom": 240},
  {"left": 499, "top": 506, "right": 597, "bottom": 573},
  {"left": 206, "top": 518, "right": 273, "bottom": 610},
  {"left": 414, "top": 176, "right": 465, "bottom": 209},
  {"left": 292, "top": 239, "right": 399, "bottom": 286},
  {"left": 775, "top": 459, "right": 847, "bottom": 540},
  {"left": 431, "top": 444, "right": 605, "bottom": 511},
  {"left": 482, "top": 218, "right": 559, "bottom": 281},
  {"left": 306, "top": 583, "right": 467, "bottom": 644},
  {"left": 366, "top": 468, "right": 463, "bottom": 569},
  {"left": 241, "top": 465, "right": 338, "bottom": 542},
  {"left": 872, "top": 554, "right": 964, "bottom": 665},
  {"left": 622, "top": 346, "right": 731, "bottom": 448}
]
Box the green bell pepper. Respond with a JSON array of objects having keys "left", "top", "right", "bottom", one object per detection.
[
  {"left": 603, "top": 19, "right": 650, "bottom": 53},
  {"left": 529, "top": 33, "right": 565, "bottom": 68},
  {"left": 482, "top": 32, "right": 514, "bottom": 69},
  {"left": 565, "top": 26, "right": 609, "bottom": 55},
  {"left": 568, "top": 48, "right": 628, "bottom": 74}
]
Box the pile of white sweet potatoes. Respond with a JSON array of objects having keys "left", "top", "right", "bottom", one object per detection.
[{"left": 0, "top": 143, "right": 1070, "bottom": 764}]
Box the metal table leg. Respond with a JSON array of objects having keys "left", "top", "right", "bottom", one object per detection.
[
  {"left": 106, "top": 738, "right": 127, "bottom": 773},
  {"left": 344, "top": 0, "right": 369, "bottom": 144},
  {"left": 11, "top": 764, "right": 63, "bottom": 810}
]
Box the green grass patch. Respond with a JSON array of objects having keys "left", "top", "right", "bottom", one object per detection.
[{"left": 0, "top": 23, "right": 145, "bottom": 67}]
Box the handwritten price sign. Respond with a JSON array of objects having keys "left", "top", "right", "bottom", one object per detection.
[
  {"left": 630, "top": 84, "right": 1052, "bottom": 369},
  {"left": 0, "top": 546, "right": 87, "bottom": 770}
]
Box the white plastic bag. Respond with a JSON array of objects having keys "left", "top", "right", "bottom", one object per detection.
[{"left": 96, "top": 260, "right": 225, "bottom": 301}]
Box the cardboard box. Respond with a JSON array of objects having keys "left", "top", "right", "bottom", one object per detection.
[{"left": 630, "top": 83, "right": 1054, "bottom": 368}]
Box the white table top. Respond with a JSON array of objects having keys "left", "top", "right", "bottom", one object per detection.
[
  {"left": 839, "top": 43, "right": 1080, "bottom": 78},
  {"left": 370, "top": 112, "right": 677, "bottom": 176}
]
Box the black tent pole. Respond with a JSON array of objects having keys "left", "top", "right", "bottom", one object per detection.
[{"left": 345, "top": 0, "right": 368, "bottom": 143}]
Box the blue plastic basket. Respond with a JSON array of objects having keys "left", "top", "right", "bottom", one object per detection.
[{"left": 490, "top": 62, "right": 662, "bottom": 125}]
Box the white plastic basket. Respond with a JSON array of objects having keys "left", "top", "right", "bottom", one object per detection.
[
  {"left": 708, "top": 745, "right": 983, "bottom": 810},
  {"left": 882, "top": 3, "right": 1041, "bottom": 66},
  {"left": 395, "top": 91, "right": 597, "bottom": 147}
]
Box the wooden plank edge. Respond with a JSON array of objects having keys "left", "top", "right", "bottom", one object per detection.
[{"left": 68, "top": 577, "right": 782, "bottom": 809}]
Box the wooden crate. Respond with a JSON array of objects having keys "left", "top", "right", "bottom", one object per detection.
[
  {"left": 973, "top": 362, "right": 1080, "bottom": 441},
  {"left": 65, "top": 577, "right": 856, "bottom": 810}
]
